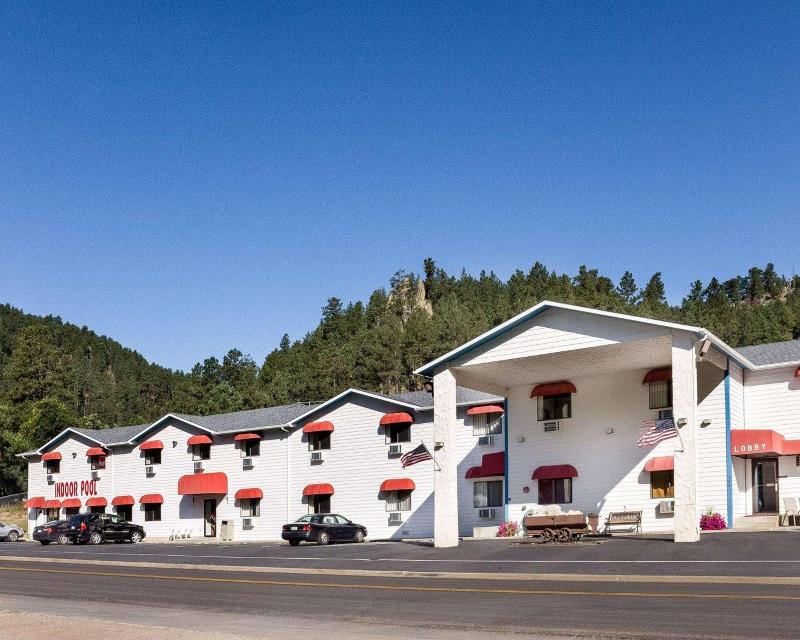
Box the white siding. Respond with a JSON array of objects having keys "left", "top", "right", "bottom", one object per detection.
[{"left": 695, "top": 361, "right": 728, "bottom": 519}]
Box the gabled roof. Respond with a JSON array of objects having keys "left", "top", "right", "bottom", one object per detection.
[
  {"left": 413, "top": 300, "right": 757, "bottom": 376},
  {"left": 737, "top": 339, "right": 800, "bottom": 367}
]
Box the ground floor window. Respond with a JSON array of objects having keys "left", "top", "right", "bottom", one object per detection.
[
  {"left": 473, "top": 480, "right": 503, "bottom": 508},
  {"left": 116, "top": 505, "right": 133, "bottom": 521},
  {"left": 538, "top": 478, "right": 572, "bottom": 504},
  {"left": 44, "top": 508, "right": 59, "bottom": 521},
  {"left": 144, "top": 504, "right": 161, "bottom": 521},
  {"left": 309, "top": 495, "right": 331, "bottom": 514},
  {"left": 650, "top": 470, "right": 674, "bottom": 498},
  {"left": 240, "top": 498, "right": 261, "bottom": 517},
  {"left": 385, "top": 489, "right": 412, "bottom": 512},
  {"left": 64, "top": 507, "right": 79, "bottom": 517},
  {"left": 89, "top": 506, "right": 105, "bottom": 514}
]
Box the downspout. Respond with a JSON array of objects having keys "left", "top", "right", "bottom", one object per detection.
[
  {"left": 282, "top": 425, "right": 291, "bottom": 524},
  {"left": 724, "top": 362, "right": 733, "bottom": 528},
  {"left": 503, "top": 397, "right": 509, "bottom": 523}
]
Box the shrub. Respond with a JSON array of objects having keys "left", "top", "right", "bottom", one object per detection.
[
  {"left": 496, "top": 521, "right": 520, "bottom": 537},
  {"left": 700, "top": 512, "right": 726, "bottom": 530}
]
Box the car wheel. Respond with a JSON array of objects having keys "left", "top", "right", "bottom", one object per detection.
[
  {"left": 39, "top": 540, "right": 50, "bottom": 545},
  {"left": 57, "top": 533, "right": 70, "bottom": 545},
  {"left": 7, "top": 531, "right": 19, "bottom": 542},
  {"left": 288, "top": 539, "right": 300, "bottom": 546},
  {"left": 353, "top": 530, "right": 365, "bottom": 543},
  {"left": 89, "top": 531, "right": 103, "bottom": 545},
  {"left": 317, "top": 531, "right": 330, "bottom": 545},
  {"left": 130, "top": 531, "right": 142, "bottom": 544}
]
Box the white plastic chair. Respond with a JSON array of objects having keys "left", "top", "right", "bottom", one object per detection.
[{"left": 781, "top": 497, "right": 799, "bottom": 526}]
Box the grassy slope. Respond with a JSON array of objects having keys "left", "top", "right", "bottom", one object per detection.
[{"left": 0, "top": 501, "right": 27, "bottom": 533}]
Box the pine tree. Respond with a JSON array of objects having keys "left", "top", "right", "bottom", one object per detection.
[{"left": 617, "top": 271, "right": 638, "bottom": 305}]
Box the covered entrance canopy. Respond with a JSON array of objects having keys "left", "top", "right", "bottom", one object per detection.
[
  {"left": 178, "top": 472, "right": 228, "bottom": 495},
  {"left": 731, "top": 429, "right": 800, "bottom": 458}
]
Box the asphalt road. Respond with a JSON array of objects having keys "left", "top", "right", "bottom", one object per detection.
[{"left": 0, "top": 533, "right": 798, "bottom": 639}]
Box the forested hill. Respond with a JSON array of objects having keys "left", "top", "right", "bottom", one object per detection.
[{"left": 1, "top": 260, "right": 799, "bottom": 493}]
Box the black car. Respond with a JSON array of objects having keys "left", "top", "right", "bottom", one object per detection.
[
  {"left": 281, "top": 513, "right": 367, "bottom": 546},
  {"left": 63, "top": 513, "right": 146, "bottom": 545},
  {"left": 32, "top": 520, "right": 71, "bottom": 545}
]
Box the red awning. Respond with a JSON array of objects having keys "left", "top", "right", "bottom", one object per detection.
[
  {"left": 530, "top": 381, "right": 577, "bottom": 398},
  {"left": 178, "top": 472, "right": 228, "bottom": 495},
  {"left": 139, "top": 440, "right": 164, "bottom": 451},
  {"left": 643, "top": 456, "right": 674, "bottom": 473},
  {"left": 380, "top": 478, "right": 416, "bottom": 492},
  {"left": 112, "top": 495, "right": 135, "bottom": 506},
  {"left": 466, "top": 404, "right": 505, "bottom": 416},
  {"left": 61, "top": 498, "right": 81, "bottom": 508},
  {"left": 642, "top": 367, "right": 672, "bottom": 384},
  {"left": 303, "top": 420, "right": 334, "bottom": 434},
  {"left": 234, "top": 432, "right": 262, "bottom": 442},
  {"left": 234, "top": 488, "right": 263, "bottom": 500},
  {"left": 303, "top": 483, "right": 334, "bottom": 496},
  {"left": 731, "top": 429, "right": 800, "bottom": 457},
  {"left": 465, "top": 452, "right": 505, "bottom": 479},
  {"left": 380, "top": 412, "right": 414, "bottom": 426},
  {"left": 86, "top": 497, "right": 107, "bottom": 507},
  {"left": 795, "top": 366, "right": 800, "bottom": 378},
  {"left": 187, "top": 434, "right": 213, "bottom": 446},
  {"left": 41, "top": 452, "right": 62, "bottom": 461},
  {"left": 25, "top": 497, "right": 45, "bottom": 509},
  {"left": 532, "top": 464, "right": 579, "bottom": 480},
  {"left": 139, "top": 494, "right": 163, "bottom": 505},
  {"left": 86, "top": 447, "right": 106, "bottom": 457},
  {"left": 42, "top": 499, "right": 61, "bottom": 509}
]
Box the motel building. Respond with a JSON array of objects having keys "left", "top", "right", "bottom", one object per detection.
[{"left": 21, "top": 301, "right": 800, "bottom": 545}]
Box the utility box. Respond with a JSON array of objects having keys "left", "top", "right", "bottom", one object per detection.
[{"left": 220, "top": 519, "right": 234, "bottom": 541}]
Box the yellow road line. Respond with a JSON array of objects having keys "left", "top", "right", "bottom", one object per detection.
[
  {"left": 1, "top": 554, "right": 799, "bottom": 586},
  {"left": 1, "top": 565, "right": 800, "bottom": 602}
]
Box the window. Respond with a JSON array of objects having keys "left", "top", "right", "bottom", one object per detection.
[
  {"left": 472, "top": 413, "right": 503, "bottom": 436},
  {"left": 192, "top": 444, "right": 211, "bottom": 461},
  {"left": 90, "top": 456, "right": 106, "bottom": 470},
  {"left": 109, "top": 514, "right": 124, "bottom": 525},
  {"left": 144, "top": 449, "right": 161, "bottom": 465},
  {"left": 44, "top": 508, "right": 59, "bottom": 521},
  {"left": 309, "top": 495, "right": 330, "bottom": 514},
  {"left": 538, "top": 478, "right": 572, "bottom": 504},
  {"left": 89, "top": 506, "right": 105, "bottom": 514},
  {"left": 650, "top": 470, "right": 674, "bottom": 498},
  {"left": 240, "top": 498, "right": 261, "bottom": 518},
  {"left": 386, "top": 424, "right": 411, "bottom": 444},
  {"left": 116, "top": 505, "right": 133, "bottom": 522},
  {"left": 242, "top": 440, "right": 260, "bottom": 457},
  {"left": 64, "top": 507, "right": 79, "bottom": 517},
  {"left": 385, "top": 489, "right": 412, "bottom": 512},
  {"left": 473, "top": 480, "right": 503, "bottom": 508},
  {"left": 144, "top": 504, "right": 161, "bottom": 521},
  {"left": 308, "top": 432, "right": 331, "bottom": 451},
  {"left": 537, "top": 394, "right": 572, "bottom": 421},
  {"left": 649, "top": 380, "right": 673, "bottom": 410},
  {"left": 45, "top": 460, "right": 60, "bottom": 474}
]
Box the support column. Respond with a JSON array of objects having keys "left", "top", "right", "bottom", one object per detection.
[
  {"left": 672, "top": 331, "right": 700, "bottom": 542},
  {"left": 433, "top": 366, "right": 459, "bottom": 547}
]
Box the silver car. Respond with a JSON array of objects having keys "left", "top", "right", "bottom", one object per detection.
[{"left": 0, "top": 522, "right": 24, "bottom": 542}]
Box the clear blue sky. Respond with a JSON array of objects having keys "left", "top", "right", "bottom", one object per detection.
[{"left": 1, "top": 2, "right": 798, "bottom": 371}]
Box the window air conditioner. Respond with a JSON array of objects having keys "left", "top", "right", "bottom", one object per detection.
[
  {"left": 543, "top": 421, "right": 561, "bottom": 433},
  {"left": 145, "top": 465, "right": 155, "bottom": 477},
  {"left": 242, "top": 457, "right": 254, "bottom": 470},
  {"left": 194, "top": 461, "right": 203, "bottom": 473},
  {"left": 477, "top": 435, "right": 494, "bottom": 446},
  {"left": 310, "top": 451, "right": 323, "bottom": 463},
  {"left": 388, "top": 512, "right": 402, "bottom": 525},
  {"left": 91, "top": 470, "right": 100, "bottom": 480},
  {"left": 478, "top": 508, "right": 496, "bottom": 519},
  {"left": 659, "top": 500, "right": 675, "bottom": 515},
  {"left": 242, "top": 518, "right": 254, "bottom": 530},
  {"left": 46, "top": 474, "right": 54, "bottom": 484},
  {"left": 388, "top": 444, "right": 402, "bottom": 457}
]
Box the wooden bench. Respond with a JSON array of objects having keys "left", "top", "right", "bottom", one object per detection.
[{"left": 604, "top": 511, "right": 642, "bottom": 534}]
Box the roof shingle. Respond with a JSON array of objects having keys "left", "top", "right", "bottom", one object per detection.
[{"left": 736, "top": 340, "right": 800, "bottom": 366}]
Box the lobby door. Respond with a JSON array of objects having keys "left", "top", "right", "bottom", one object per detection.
[
  {"left": 752, "top": 458, "right": 778, "bottom": 513},
  {"left": 204, "top": 499, "right": 217, "bottom": 537}
]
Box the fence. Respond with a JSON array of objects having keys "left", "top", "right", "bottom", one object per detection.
[{"left": 0, "top": 492, "right": 27, "bottom": 507}]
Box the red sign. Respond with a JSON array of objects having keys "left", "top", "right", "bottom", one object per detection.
[{"left": 54, "top": 480, "right": 98, "bottom": 498}]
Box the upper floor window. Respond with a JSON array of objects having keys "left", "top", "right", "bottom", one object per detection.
[
  {"left": 45, "top": 460, "right": 60, "bottom": 474},
  {"left": 144, "top": 449, "right": 162, "bottom": 466},
  {"left": 537, "top": 394, "right": 571, "bottom": 421},
  {"left": 649, "top": 380, "right": 673, "bottom": 410},
  {"left": 192, "top": 444, "right": 211, "bottom": 461},
  {"left": 472, "top": 413, "right": 503, "bottom": 436},
  {"left": 90, "top": 456, "right": 106, "bottom": 471},
  {"left": 242, "top": 439, "right": 260, "bottom": 457},
  {"left": 308, "top": 432, "right": 331, "bottom": 451},
  {"left": 386, "top": 424, "right": 411, "bottom": 444}
]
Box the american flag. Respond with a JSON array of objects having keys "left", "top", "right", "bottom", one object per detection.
[
  {"left": 637, "top": 418, "right": 677, "bottom": 448},
  {"left": 400, "top": 442, "right": 432, "bottom": 468}
]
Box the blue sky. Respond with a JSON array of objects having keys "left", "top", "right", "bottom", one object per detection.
[{"left": 1, "top": 2, "right": 799, "bottom": 370}]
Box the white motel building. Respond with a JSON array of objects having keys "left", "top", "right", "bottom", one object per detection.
[{"left": 21, "top": 301, "right": 800, "bottom": 545}]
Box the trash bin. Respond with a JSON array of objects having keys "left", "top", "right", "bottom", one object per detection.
[{"left": 220, "top": 519, "right": 234, "bottom": 541}]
